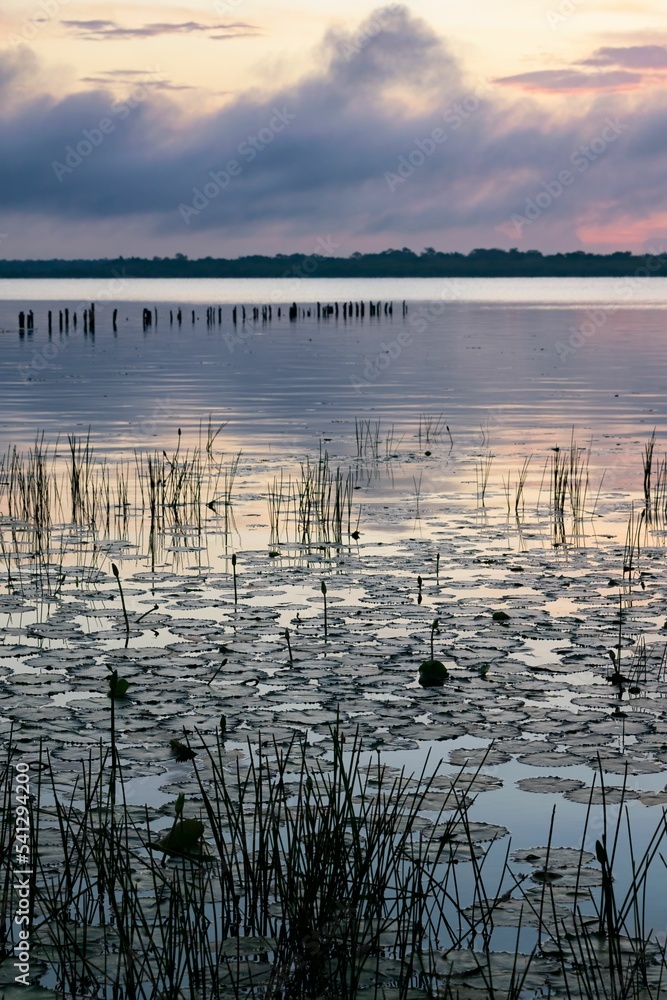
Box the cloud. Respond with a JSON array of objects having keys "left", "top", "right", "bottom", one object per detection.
[
  {"left": 80, "top": 75, "right": 197, "bottom": 92},
  {"left": 60, "top": 19, "right": 260, "bottom": 41},
  {"left": 583, "top": 45, "right": 667, "bottom": 69},
  {"left": 1, "top": 6, "right": 666, "bottom": 256},
  {"left": 495, "top": 68, "right": 642, "bottom": 92}
]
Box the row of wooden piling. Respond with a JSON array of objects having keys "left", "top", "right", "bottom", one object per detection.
[
  {"left": 18, "top": 304, "right": 109, "bottom": 335},
  {"left": 16, "top": 300, "right": 409, "bottom": 334}
]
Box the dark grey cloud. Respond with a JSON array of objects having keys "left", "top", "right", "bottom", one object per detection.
[
  {"left": 583, "top": 45, "right": 667, "bottom": 69},
  {"left": 0, "top": 6, "right": 665, "bottom": 255},
  {"left": 495, "top": 68, "right": 642, "bottom": 91},
  {"left": 61, "top": 19, "right": 259, "bottom": 40}
]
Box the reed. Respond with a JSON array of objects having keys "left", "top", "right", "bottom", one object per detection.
[
  {"left": 418, "top": 412, "right": 446, "bottom": 446},
  {"left": 270, "top": 456, "right": 358, "bottom": 546},
  {"left": 354, "top": 418, "right": 381, "bottom": 461},
  {"left": 475, "top": 451, "right": 493, "bottom": 507},
  {"left": 1, "top": 725, "right": 666, "bottom": 999},
  {"left": 643, "top": 429, "right": 656, "bottom": 513}
]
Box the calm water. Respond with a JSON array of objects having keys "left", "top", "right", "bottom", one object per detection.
[
  {"left": 1, "top": 278, "right": 666, "bottom": 489},
  {"left": 3, "top": 277, "right": 667, "bottom": 954}
]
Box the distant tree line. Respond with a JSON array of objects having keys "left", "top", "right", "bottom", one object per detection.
[{"left": 1, "top": 248, "right": 666, "bottom": 279}]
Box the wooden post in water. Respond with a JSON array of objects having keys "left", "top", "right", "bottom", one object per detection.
[
  {"left": 65, "top": 308, "right": 69, "bottom": 331},
  {"left": 48, "top": 311, "right": 52, "bottom": 335},
  {"left": 113, "top": 308, "right": 118, "bottom": 332}
]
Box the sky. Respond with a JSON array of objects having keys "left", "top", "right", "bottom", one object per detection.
[{"left": 1, "top": 0, "right": 667, "bottom": 258}]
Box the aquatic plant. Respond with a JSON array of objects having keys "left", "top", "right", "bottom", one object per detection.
[
  {"left": 2, "top": 725, "right": 666, "bottom": 999},
  {"left": 419, "top": 618, "right": 448, "bottom": 686},
  {"left": 111, "top": 561, "right": 130, "bottom": 644},
  {"left": 475, "top": 450, "right": 493, "bottom": 507},
  {"left": 418, "top": 412, "right": 446, "bottom": 446}
]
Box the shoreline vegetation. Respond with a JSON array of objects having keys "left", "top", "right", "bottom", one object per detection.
[{"left": 0, "top": 248, "right": 666, "bottom": 280}]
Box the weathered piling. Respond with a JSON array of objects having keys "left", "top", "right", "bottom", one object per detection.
[
  {"left": 48, "top": 311, "right": 52, "bottom": 334},
  {"left": 18, "top": 311, "right": 25, "bottom": 332},
  {"left": 113, "top": 308, "right": 118, "bottom": 332}
]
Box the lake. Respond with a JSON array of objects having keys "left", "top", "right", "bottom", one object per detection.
[
  {"left": 1, "top": 277, "right": 667, "bottom": 478},
  {"left": 2, "top": 277, "right": 667, "bottom": 994}
]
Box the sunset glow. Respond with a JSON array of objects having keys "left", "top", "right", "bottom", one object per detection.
[{"left": 2, "top": 0, "right": 666, "bottom": 256}]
